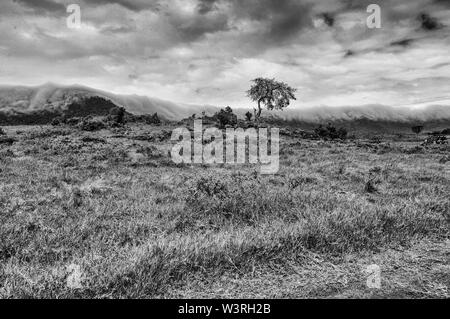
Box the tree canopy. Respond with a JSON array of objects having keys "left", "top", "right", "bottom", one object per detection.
[{"left": 247, "top": 78, "right": 297, "bottom": 120}]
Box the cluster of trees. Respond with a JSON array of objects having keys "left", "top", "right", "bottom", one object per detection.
[
  {"left": 52, "top": 106, "right": 127, "bottom": 127},
  {"left": 215, "top": 106, "right": 237, "bottom": 128},
  {"left": 128, "top": 112, "right": 161, "bottom": 125},
  {"left": 52, "top": 104, "right": 162, "bottom": 130},
  {"left": 314, "top": 123, "right": 348, "bottom": 140}
]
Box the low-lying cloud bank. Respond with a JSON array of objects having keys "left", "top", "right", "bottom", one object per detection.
[
  {"left": 253, "top": 104, "right": 450, "bottom": 123},
  {"left": 0, "top": 83, "right": 448, "bottom": 124}
]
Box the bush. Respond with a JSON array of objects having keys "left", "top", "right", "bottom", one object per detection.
[
  {"left": 130, "top": 113, "right": 161, "bottom": 125},
  {"left": 51, "top": 117, "right": 64, "bottom": 126},
  {"left": 107, "top": 107, "right": 126, "bottom": 125},
  {"left": 65, "top": 117, "right": 82, "bottom": 126},
  {"left": 314, "top": 123, "right": 348, "bottom": 140},
  {"left": 145, "top": 113, "right": 161, "bottom": 125},
  {"left": 183, "top": 173, "right": 295, "bottom": 227},
  {"left": 78, "top": 118, "right": 106, "bottom": 131},
  {"left": 215, "top": 107, "right": 237, "bottom": 128},
  {"left": 0, "top": 136, "right": 15, "bottom": 145},
  {"left": 423, "top": 135, "right": 447, "bottom": 145},
  {"left": 411, "top": 125, "right": 424, "bottom": 135},
  {"left": 441, "top": 128, "right": 450, "bottom": 135}
]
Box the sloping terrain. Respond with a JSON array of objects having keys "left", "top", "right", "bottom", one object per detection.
[{"left": 0, "top": 83, "right": 211, "bottom": 123}]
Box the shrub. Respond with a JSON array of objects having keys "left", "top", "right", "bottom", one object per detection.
[
  {"left": 0, "top": 137, "right": 15, "bottom": 145},
  {"left": 215, "top": 107, "right": 237, "bottom": 128},
  {"left": 423, "top": 135, "right": 447, "bottom": 145},
  {"left": 364, "top": 179, "right": 378, "bottom": 193},
  {"left": 65, "top": 117, "right": 82, "bottom": 126},
  {"left": 51, "top": 117, "right": 64, "bottom": 126},
  {"left": 411, "top": 125, "right": 424, "bottom": 135},
  {"left": 108, "top": 107, "right": 126, "bottom": 125},
  {"left": 288, "top": 175, "right": 316, "bottom": 189},
  {"left": 145, "top": 113, "right": 161, "bottom": 125},
  {"left": 314, "top": 123, "right": 347, "bottom": 140},
  {"left": 184, "top": 173, "right": 295, "bottom": 226},
  {"left": 78, "top": 118, "right": 106, "bottom": 131},
  {"left": 441, "top": 128, "right": 450, "bottom": 135},
  {"left": 147, "top": 113, "right": 161, "bottom": 125},
  {"left": 245, "top": 111, "right": 253, "bottom": 122}
]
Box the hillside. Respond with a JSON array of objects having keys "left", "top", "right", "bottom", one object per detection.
[{"left": 0, "top": 83, "right": 211, "bottom": 123}]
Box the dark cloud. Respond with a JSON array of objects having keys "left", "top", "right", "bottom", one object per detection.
[
  {"left": 173, "top": 13, "right": 229, "bottom": 41},
  {"left": 86, "top": 0, "right": 159, "bottom": 12},
  {"left": 419, "top": 13, "right": 443, "bottom": 30},
  {"left": 431, "top": 62, "right": 450, "bottom": 69},
  {"left": 231, "top": 0, "right": 313, "bottom": 42},
  {"left": 13, "top": 0, "right": 65, "bottom": 14},
  {"left": 344, "top": 50, "right": 355, "bottom": 58},
  {"left": 193, "top": 0, "right": 313, "bottom": 42},
  {"left": 100, "top": 24, "right": 137, "bottom": 35},
  {"left": 320, "top": 12, "right": 335, "bottom": 27},
  {"left": 433, "top": 0, "right": 450, "bottom": 7},
  {"left": 197, "top": 0, "right": 218, "bottom": 14},
  {"left": 390, "top": 38, "right": 415, "bottom": 47},
  {"left": 339, "top": 0, "right": 381, "bottom": 10}
]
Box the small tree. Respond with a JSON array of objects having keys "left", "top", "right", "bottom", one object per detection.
[
  {"left": 116, "top": 107, "right": 125, "bottom": 124},
  {"left": 144, "top": 113, "right": 161, "bottom": 125},
  {"left": 411, "top": 125, "right": 424, "bottom": 144},
  {"left": 245, "top": 111, "right": 253, "bottom": 122},
  {"left": 411, "top": 125, "right": 424, "bottom": 135},
  {"left": 314, "top": 123, "right": 347, "bottom": 140},
  {"left": 215, "top": 106, "right": 237, "bottom": 128},
  {"left": 108, "top": 107, "right": 126, "bottom": 125},
  {"left": 247, "top": 78, "right": 297, "bottom": 121}
]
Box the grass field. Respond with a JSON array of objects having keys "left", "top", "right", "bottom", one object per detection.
[{"left": 0, "top": 123, "right": 448, "bottom": 298}]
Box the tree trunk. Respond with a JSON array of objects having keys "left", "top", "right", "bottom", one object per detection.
[{"left": 256, "top": 99, "right": 263, "bottom": 121}]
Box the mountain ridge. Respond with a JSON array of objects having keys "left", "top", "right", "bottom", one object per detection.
[{"left": 0, "top": 83, "right": 215, "bottom": 120}]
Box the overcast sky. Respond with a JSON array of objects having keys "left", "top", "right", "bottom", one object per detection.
[{"left": 0, "top": 0, "right": 449, "bottom": 109}]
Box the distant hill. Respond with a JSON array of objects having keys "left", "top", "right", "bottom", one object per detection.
[
  {"left": 0, "top": 83, "right": 213, "bottom": 124},
  {"left": 0, "top": 83, "right": 449, "bottom": 132}
]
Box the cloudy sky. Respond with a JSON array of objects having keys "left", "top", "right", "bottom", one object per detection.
[{"left": 0, "top": 0, "right": 449, "bottom": 109}]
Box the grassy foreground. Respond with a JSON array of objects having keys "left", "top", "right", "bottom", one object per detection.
[{"left": 0, "top": 123, "right": 448, "bottom": 298}]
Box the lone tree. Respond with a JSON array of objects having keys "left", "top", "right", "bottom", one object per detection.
[
  {"left": 411, "top": 125, "right": 424, "bottom": 135},
  {"left": 247, "top": 78, "right": 297, "bottom": 121}
]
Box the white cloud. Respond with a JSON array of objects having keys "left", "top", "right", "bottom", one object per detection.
[{"left": 0, "top": 0, "right": 449, "bottom": 109}]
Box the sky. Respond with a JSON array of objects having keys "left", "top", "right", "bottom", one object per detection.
[{"left": 0, "top": 0, "right": 449, "bottom": 109}]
